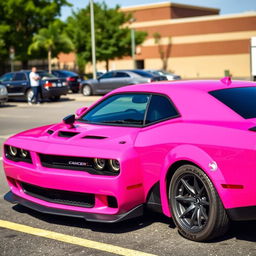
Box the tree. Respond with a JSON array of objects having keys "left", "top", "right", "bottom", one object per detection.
[
  {"left": 153, "top": 32, "right": 172, "bottom": 71},
  {"left": 66, "top": 1, "right": 147, "bottom": 71},
  {"left": 0, "top": 0, "right": 71, "bottom": 68},
  {"left": 29, "top": 20, "right": 74, "bottom": 72}
]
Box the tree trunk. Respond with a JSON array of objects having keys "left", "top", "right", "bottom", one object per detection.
[
  {"left": 48, "top": 49, "right": 52, "bottom": 73},
  {"left": 105, "top": 59, "right": 109, "bottom": 72},
  {"left": 22, "top": 60, "right": 28, "bottom": 69}
]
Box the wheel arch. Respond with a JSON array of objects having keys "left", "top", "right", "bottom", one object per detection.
[
  {"left": 159, "top": 144, "right": 227, "bottom": 218},
  {"left": 82, "top": 83, "right": 94, "bottom": 95}
]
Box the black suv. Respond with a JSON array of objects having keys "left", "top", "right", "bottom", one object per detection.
[{"left": 0, "top": 70, "right": 69, "bottom": 102}]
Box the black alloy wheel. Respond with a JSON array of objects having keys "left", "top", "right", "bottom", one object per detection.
[{"left": 169, "top": 164, "right": 229, "bottom": 241}]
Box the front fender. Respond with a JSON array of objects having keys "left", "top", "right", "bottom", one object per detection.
[{"left": 159, "top": 144, "right": 227, "bottom": 217}]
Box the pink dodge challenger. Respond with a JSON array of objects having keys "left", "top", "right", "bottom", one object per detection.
[{"left": 3, "top": 77, "right": 256, "bottom": 241}]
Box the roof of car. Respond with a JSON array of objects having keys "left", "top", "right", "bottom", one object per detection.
[{"left": 113, "top": 79, "right": 256, "bottom": 94}]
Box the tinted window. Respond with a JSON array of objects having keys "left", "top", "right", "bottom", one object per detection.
[
  {"left": 100, "top": 72, "right": 115, "bottom": 79},
  {"left": 80, "top": 94, "right": 150, "bottom": 126},
  {"left": 13, "top": 72, "right": 27, "bottom": 81},
  {"left": 131, "top": 70, "right": 153, "bottom": 78},
  {"left": 115, "top": 72, "right": 130, "bottom": 78},
  {"left": 209, "top": 87, "right": 256, "bottom": 119},
  {"left": 37, "top": 72, "right": 57, "bottom": 79},
  {"left": 53, "top": 70, "right": 78, "bottom": 77},
  {"left": 0, "top": 73, "right": 14, "bottom": 82},
  {"left": 146, "top": 95, "right": 179, "bottom": 124}
]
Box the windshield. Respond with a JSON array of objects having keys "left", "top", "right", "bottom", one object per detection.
[
  {"left": 209, "top": 87, "right": 256, "bottom": 119},
  {"left": 80, "top": 93, "right": 150, "bottom": 126}
]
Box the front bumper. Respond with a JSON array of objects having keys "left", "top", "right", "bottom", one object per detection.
[{"left": 4, "top": 191, "right": 144, "bottom": 223}]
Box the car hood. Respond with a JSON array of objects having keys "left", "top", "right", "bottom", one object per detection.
[{"left": 5, "top": 122, "right": 140, "bottom": 158}]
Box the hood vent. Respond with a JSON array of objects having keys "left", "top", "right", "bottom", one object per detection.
[
  {"left": 58, "top": 131, "right": 80, "bottom": 138},
  {"left": 82, "top": 135, "right": 107, "bottom": 140},
  {"left": 47, "top": 130, "right": 54, "bottom": 135}
]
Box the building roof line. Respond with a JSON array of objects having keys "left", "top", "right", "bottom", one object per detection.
[
  {"left": 121, "top": 1, "right": 220, "bottom": 13},
  {"left": 131, "top": 11, "right": 256, "bottom": 28}
]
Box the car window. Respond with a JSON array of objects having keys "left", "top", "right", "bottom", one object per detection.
[
  {"left": 0, "top": 73, "right": 14, "bottom": 82},
  {"left": 145, "top": 95, "right": 179, "bottom": 124},
  {"left": 209, "top": 87, "right": 256, "bottom": 119},
  {"left": 13, "top": 72, "right": 27, "bottom": 81},
  {"left": 115, "top": 72, "right": 130, "bottom": 78},
  {"left": 80, "top": 93, "right": 150, "bottom": 126},
  {"left": 131, "top": 70, "right": 153, "bottom": 78},
  {"left": 100, "top": 72, "right": 114, "bottom": 79}
]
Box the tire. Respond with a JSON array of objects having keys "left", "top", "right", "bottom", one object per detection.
[
  {"left": 169, "top": 164, "right": 229, "bottom": 241},
  {"left": 26, "top": 89, "right": 33, "bottom": 102},
  {"left": 82, "top": 84, "right": 92, "bottom": 96}
]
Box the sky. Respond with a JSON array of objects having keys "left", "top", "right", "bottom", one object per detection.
[{"left": 61, "top": 0, "right": 256, "bottom": 20}]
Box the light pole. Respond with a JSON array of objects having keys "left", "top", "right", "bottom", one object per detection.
[
  {"left": 90, "top": 0, "right": 97, "bottom": 79},
  {"left": 129, "top": 18, "right": 136, "bottom": 69}
]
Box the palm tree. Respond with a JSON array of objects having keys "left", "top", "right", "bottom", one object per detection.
[{"left": 29, "top": 20, "right": 73, "bottom": 73}]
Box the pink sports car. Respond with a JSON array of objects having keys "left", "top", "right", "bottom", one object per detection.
[{"left": 3, "top": 77, "right": 256, "bottom": 241}]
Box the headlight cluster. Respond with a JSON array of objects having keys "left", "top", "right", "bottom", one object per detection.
[
  {"left": 5, "top": 145, "right": 32, "bottom": 163},
  {"left": 93, "top": 158, "right": 120, "bottom": 173}
]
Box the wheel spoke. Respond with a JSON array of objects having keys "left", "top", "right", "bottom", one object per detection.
[
  {"left": 175, "top": 195, "right": 195, "bottom": 203},
  {"left": 197, "top": 206, "right": 203, "bottom": 227},
  {"left": 190, "top": 207, "right": 198, "bottom": 227},
  {"left": 193, "top": 176, "right": 201, "bottom": 195},
  {"left": 179, "top": 204, "right": 195, "bottom": 218},
  {"left": 200, "top": 205, "right": 208, "bottom": 221},
  {"left": 201, "top": 197, "right": 209, "bottom": 206},
  {"left": 180, "top": 178, "right": 195, "bottom": 196}
]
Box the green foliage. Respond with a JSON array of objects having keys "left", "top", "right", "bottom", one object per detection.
[
  {"left": 66, "top": 1, "right": 147, "bottom": 71},
  {"left": 0, "top": 0, "right": 71, "bottom": 65},
  {"left": 29, "top": 19, "right": 74, "bottom": 71}
]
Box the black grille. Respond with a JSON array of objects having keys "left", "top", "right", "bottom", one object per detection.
[
  {"left": 39, "top": 154, "right": 118, "bottom": 176},
  {"left": 21, "top": 182, "right": 95, "bottom": 208}
]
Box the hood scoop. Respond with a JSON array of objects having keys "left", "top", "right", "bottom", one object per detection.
[
  {"left": 58, "top": 131, "right": 80, "bottom": 138},
  {"left": 82, "top": 135, "right": 107, "bottom": 140}
]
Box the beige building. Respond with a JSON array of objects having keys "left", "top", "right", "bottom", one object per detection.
[{"left": 58, "top": 2, "right": 256, "bottom": 79}]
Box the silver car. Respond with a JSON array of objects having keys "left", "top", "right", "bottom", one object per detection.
[
  {"left": 146, "top": 70, "right": 181, "bottom": 80},
  {"left": 80, "top": 70, "right": 167, "bottom": 96},
  {"left": 0, "top": 84, "right": 8, "bottom": 105}
]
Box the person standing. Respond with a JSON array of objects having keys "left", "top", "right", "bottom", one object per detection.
[{"left": 29, "top": 67, "right": 41, "bottom": 105}]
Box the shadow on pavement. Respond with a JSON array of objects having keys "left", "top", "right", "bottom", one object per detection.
[{"left": 0, "top": 103, "right": 17, "bottom": 108}]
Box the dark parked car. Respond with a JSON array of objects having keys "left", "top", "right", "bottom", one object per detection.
[
  {"left": 80, "top": 69, "right": 167, "bottom": 96},
  {"left": 0, "top": 70, "right": 69, "bottom": 102},
  {"left": 51, "top": 70, "right": 81, "bottom": 93}
]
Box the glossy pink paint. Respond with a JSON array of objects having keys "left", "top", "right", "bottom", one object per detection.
[{"left": 3, "top": 79, "right": 256, "bottom": 221}]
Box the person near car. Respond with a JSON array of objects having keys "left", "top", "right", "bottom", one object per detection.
[{"left": 29, "top": 67, "right": 40, "bottom": 105}]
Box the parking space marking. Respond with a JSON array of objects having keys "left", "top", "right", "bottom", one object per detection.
[
  {"left": 0, "top": 220, "right": 156, "bottom": 256},
  {"left": 0, "top": 134, "right": 13, "bottom": 139}
]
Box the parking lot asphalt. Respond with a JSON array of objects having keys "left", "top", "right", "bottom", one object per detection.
[{"left": 0, "top": 94, "right": 256, "bottom": 256}]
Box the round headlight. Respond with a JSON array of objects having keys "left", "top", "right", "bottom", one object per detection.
[
  {"left": 20, "top": 149, "right": 28, "bottom": 158},
  {"left": 9, "top": 146, "right": 18, "bottom": 156},
  {"left": 109, "top": 159, "right": 120, "bottom": 172},
  {"left": 93, "top": 158, "right": 106, "bottom": 170}
]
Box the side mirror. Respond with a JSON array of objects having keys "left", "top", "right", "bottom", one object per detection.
[
  {"left": 75, "top": 106, "right": 88, "bottom": 117},
  {"left": 63, "top": 114, "right": 75, "bottom": 129}
]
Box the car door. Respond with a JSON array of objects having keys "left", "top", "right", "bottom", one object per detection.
[
  {"left": 97, "top": 71, "right": 116, "bottom": 93},
  {"left": 111, "top": 72, "right": 132, "bottom": 90},
  {"left": 10, "top": 72, "right": 30, "bottom": 95}
]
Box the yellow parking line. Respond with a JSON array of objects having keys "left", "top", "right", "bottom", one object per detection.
[{"left": 0, "top": 220, "right": 156, "bottom": 256}]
